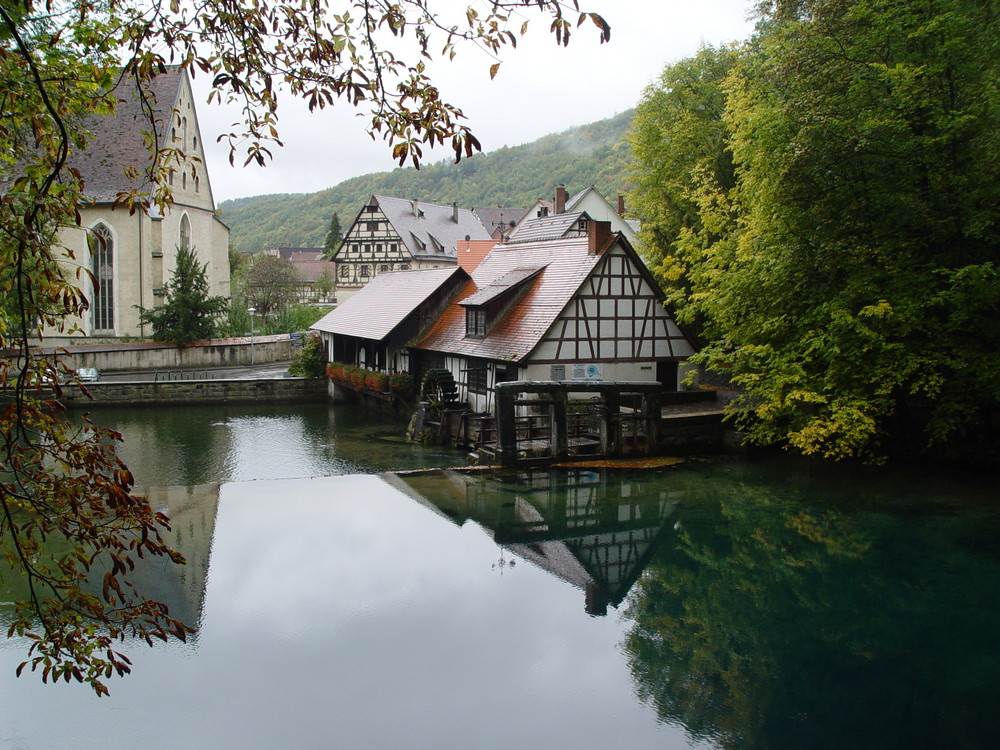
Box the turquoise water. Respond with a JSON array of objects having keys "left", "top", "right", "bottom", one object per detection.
[{"left": 1, "top": 404, "right": 998, "bottom": 749}]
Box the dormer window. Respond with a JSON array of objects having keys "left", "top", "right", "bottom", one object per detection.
[
  {"left": 461, "top": 265, "right": 546, "bottom": 340},
  {"left": 466, "top": 308, "right": 487, "bottom": 338}
]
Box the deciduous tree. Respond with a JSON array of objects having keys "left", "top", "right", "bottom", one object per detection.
[
  {"left": 628, "top": 45, "right": 739, "bottom": 344},
  {"left": 239, "top": 253, "right": 301, "bottom": 316},
  {"left": 631, "top": 0, "right": 1000, "bottom": 461}
]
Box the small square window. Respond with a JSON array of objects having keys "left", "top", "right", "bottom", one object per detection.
[{"left": 468, "top": 366, "right": 487, "bottom": 394}]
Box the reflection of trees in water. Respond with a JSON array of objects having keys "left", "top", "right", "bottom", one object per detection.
[{"left": 622, "top": 469, "right": 1000, "bottom": 750}]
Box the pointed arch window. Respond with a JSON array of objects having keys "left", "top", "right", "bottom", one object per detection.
[
  {"left": 90, "top": 223, "right": 114, "bottom": 331},
  {"left": 179, "top": 214, "right": 191, "bottom": 251}
]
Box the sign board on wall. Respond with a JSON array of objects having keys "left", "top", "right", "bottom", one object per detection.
[{"left": 571, "top": 363, "right": 602, "bottom": 381}]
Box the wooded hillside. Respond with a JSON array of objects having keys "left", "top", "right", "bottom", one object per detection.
[{"left": 218, "top": 110, "right": 634, "bottom": 254}]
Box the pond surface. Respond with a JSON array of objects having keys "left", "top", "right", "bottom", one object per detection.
[{"left": 2, "top": 404, "right": 999, "bottom": 750}]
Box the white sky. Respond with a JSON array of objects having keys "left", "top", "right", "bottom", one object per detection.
[{"left": 195, "top": 1, "right": 756, "bottom": 203}]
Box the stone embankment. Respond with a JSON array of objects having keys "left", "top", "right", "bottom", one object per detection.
[
  {"left": 58, "top": 377, "right": 327, "bottom": 408},
  {"left": 37, "top": 335, "right": 295, "bottom": 373}
]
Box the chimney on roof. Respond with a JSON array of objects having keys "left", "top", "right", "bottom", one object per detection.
[
  {"left": 411, "top": 199, "right": 419, "bottom": 217},
  {"left": 618, "top": 194, "right": 626, "bottom": 216},
  {"left": 588, "top": 219, "right": 613, "bottom": 256},
  {"left": 452, "top": 202, "right": 459, "bottom": 223},
  {"left": 555, "top": 185, "right": 568, "bottom": 215}
]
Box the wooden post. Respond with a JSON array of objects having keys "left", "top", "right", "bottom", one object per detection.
[
  {"left": 550, "top": 389, "right": 568, "bottom": 459},
  {"left": 643, "top": 389, "right": 661, "bottom": 456},
  {"left": 496, "top": 386, "right": 518, "bottom": 467}
]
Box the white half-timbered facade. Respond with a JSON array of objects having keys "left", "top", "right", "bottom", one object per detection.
[
  {"left": 529, "top": 244, "right": 690, "bottom": 371},
  {"left": 333, "top": 194, "right": 491, "bottom": 302}
]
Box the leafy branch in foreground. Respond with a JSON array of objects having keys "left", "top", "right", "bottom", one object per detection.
[{"left": 1, "top": 0, "right": 609, "bottom": 694}]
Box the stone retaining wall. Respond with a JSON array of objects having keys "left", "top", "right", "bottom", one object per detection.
[
  {"left": 33, "top": 335, "right": 295, "bottom": 373},
  {"left": 58, "top": 377, "right": 327, "bottom": 408}
]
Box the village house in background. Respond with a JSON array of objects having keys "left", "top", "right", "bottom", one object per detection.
[
  {"left": 512, "top": 186, "right": 638, "bottom": 246},
  {"left": 331, "top": 195, "right": 492, "bottom": 302},
  {"left": 261, "top": 246, "right": 336, "bottom": 304},
  {"left": 44, "top": 66, "right": 230, "bottom": 344},
  {"left": 472, "top": 206, "right": 530, "bottom": 240},
  {"left": 312, "top": 211, "right": 694, "bottom": 415}
]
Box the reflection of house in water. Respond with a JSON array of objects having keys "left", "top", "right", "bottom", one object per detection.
[
  {"left": 134, "top": 484, "right": 220, "bottom": 633},
  {"left": 0, "top": 483, "right": 219, "bottom": 638},
  {"left": 388, "top": 469, "right": 677, "bottom": 615}
]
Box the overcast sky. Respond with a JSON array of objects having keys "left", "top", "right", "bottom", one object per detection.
[{"left": 194, "top": 1, "right": 756, "bottom": 203}]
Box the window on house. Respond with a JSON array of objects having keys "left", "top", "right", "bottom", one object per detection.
[
  {"left": 339, "top": 265, "right": 349, "bottom": 278},
  {"left": 390, "top": 243, "right": 398, "bottom": 253},
  {"left": 467, "top": 364, "right": 487, "bottom": 394},
  {"left": 466, "top": 308, "right": 486, "bottom": 338},
  {"left": 379, "top": 265, "right": 389, "bottom": 273},
  {"left": 366, "top": 221, "right": 378, "bottom": 232},
  {"left": 89, "top": 223, "right": 114, "bottom": 331},
  {"left": 360, "top": 266, "right": 370, "bottom": 278}
]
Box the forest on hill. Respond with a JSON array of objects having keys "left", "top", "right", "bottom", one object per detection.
[{"left": 218, "top": 109, "right": 635, "bottom": 254}]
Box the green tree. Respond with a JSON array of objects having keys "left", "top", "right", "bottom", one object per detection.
[
  {"left": 313, "top": 265, "right": 335, "bottom": 301},
  {"left": 138, "top": 246, "right": 228, "bottom": 344},
  {"left": 1, "top": 0, "right": 610, "bottom": 695},
  {"left": 628, "top": 45, "right": 739, "bottom": 343},
  {"left": 632, "top": 0, "right": 1000, "bottom": 461},
  {"left": 239, "top": 254, "right": 301, "bottom": 316},
  {"left": 289, "top": 333, "right": 327, "bottom": 377},
  {"left": 323, "top": 211, "right": 343, "bottom": 259}
]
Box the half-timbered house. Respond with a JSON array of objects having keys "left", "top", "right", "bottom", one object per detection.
[
  {"left": 512, "top": 186, "right": 638, "bottom": 246},
  {"left": 411, "top": 212, "right": 695, "bottom": 413},
  {"left": 332, "top": 195, "right": 491, "bottom": 302}
]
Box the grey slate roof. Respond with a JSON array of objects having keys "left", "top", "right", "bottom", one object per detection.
[
  {"left": 311, "top": 267, "right": 465, "bottom": 341},
  {"left": 472, "top": 206, "right": 530, "bottom": 237},
  {"left": 71, "top": 68, "right": 184, "bottom": 203},
  {"left": 506, "top": 211, "right": 588, "bottom": 243},
  {"left": 372, "top": 195, "right": 491, "bottom": 260}
]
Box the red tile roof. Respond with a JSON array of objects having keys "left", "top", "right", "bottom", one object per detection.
[
  {"left": 414, "top": 235, "right": 609, "bottom": 362},
  {"left": 456, "top": 239, "right": 498, "bottom": 273}
]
